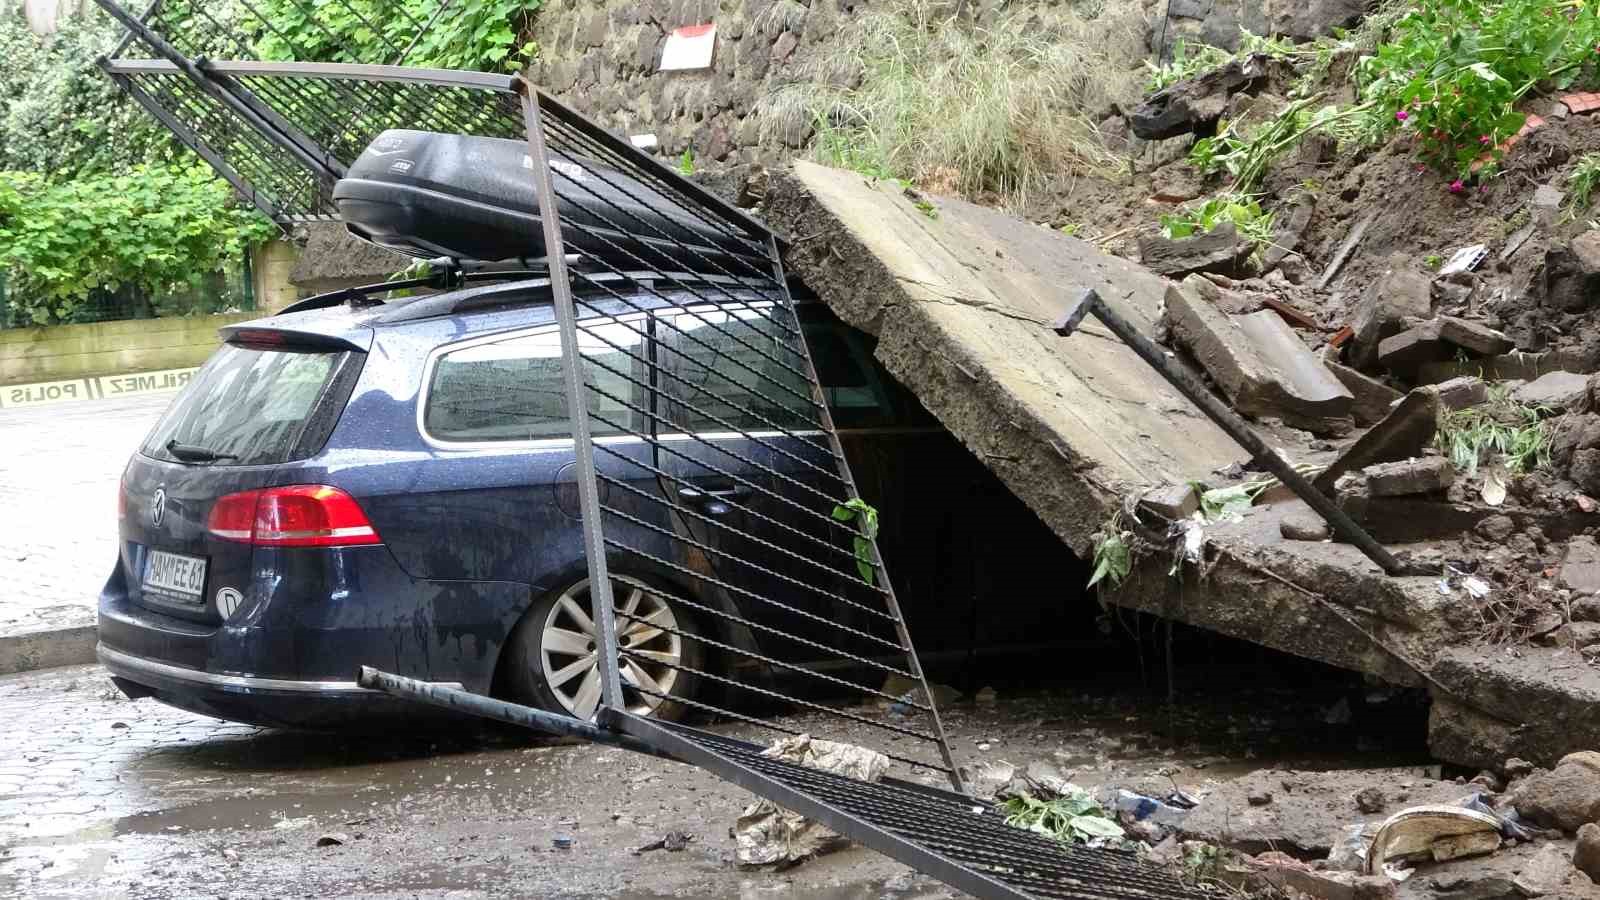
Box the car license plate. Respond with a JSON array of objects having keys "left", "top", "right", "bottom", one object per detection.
[{"left": 143, "top": 550, "right": 208, "bottom": 604}]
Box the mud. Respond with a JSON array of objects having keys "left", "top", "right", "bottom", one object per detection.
[{"left": 0, "top": 660, "right": 1434, "bottom": 900}]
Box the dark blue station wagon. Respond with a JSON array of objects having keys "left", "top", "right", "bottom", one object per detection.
[{"left": 100, "top": 272, "right": 970, "bottom": 727}]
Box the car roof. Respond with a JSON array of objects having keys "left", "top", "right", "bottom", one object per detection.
[{"left": 230, "top": 271, "right": 781, "bottom": 349}]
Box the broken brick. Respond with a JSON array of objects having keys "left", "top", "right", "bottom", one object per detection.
[
  {"left": 1139, "top": 222, "right": 1248, "bottom": 278},
  {"left": 1436, "top": 375, "right": 1488, "bottom": 411},
  {"left": 1140, "top": 483, "right": 1200, "bottom": 520},
  {"left": 1564, "top": 92, "right": 1600, "bottom": 114},
  {"left": 1377, "top": 316, "right": 1514, "bottom": 373},
  {"left": 1363, "top": 456, "right": 1454, "bottom": 497},
  {"left": 1347, "top": 265, "right": 1433, "bottom": 370}
]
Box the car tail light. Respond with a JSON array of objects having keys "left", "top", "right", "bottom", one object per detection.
[{"left": 207, "top": 485, "right": 381, "bottom": 547}]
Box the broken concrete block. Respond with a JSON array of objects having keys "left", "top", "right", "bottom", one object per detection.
[
  {"left": 1377, "top": 316, "right": 1515, "bottom": 373},
  {"left": 1165, "top": 282, "right": 1355, "bottom": 434},
  {"left": 1514, "top": 370, "right": 1591, "bottom": 412},
  {"left": 1534, "top": 183, "right": 1565, "bottom": 230},
  {"left": 1323, "top": 359, "right": 1402, "bottom": 426},
  {"left": 1363, "top": 457, "right": 1454, "bottom": 497},
  {"left": 1280, "top": 511, "right": 1331, "bottom": 541},
  {"left": 1513, "top": 760, "right": 1600, "bottom": 831},
  {"left": 1560, "top": 536, "right": 1600, "bottom": 595},
  {"left": 1313, "top": 386, "right": 1440, "bottom": 493},
  {"left": 1435, "top": 375, "right": 1488, "bottom": 411},
  {"left": 1139, "top": 221, "right": 1248, "bottom": 278},
  {"left": 1140, "top": 483, "right": 1200, "bottom": 520},
  {"left": 1543, "top": 231, "right": 1600, "bottom": 313},
  {"left": 1346, "top": 265, "right": 1434, "bottom": 370},
  {"left": 1576, "top": 823, "right": 1600, "bottom": 883},
  {"left": 1129, "top": 53, "right": 1270, "bottom": 140},
  {"left": 1554, "top": 622, "right": 1600, "bottom": 649},
  {"left": 1249, "top": 859, "right": 1395, "bottom": 900}
]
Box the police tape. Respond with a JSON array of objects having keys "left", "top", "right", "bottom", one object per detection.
[{"left": 0, "top": 366, "right": 197, "bottom": 409}]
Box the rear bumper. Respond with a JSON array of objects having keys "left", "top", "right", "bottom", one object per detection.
[
  {"left": 98, "top": 643, "right": 469, "bottom": 729},
  {"left": 98, "top": 644, "right": 464, "bottom": 694}
]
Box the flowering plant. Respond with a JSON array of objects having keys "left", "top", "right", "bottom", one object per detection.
[{"left": 1359, "top": 0, "right": 1600, "bottom": 179}]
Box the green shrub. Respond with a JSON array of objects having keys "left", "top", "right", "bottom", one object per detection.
[
  {"left": 243, "top": 0, "right": 544, "bottom": 70},
  {"left": 0, "top": 167, "right": 275, "bottom": 325}
]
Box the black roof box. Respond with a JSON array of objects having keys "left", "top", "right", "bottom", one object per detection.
[{"left": 332, "top": 129, "right": 757, "bottom": 269}]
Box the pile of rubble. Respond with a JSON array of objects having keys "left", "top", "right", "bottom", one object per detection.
[{"left": 979, "top": 751, "right": 1600, "bottom": 899}]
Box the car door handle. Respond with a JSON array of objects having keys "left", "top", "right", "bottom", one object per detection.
[{"left": 677, "top": 484, "right": 751, "bottom": 515}]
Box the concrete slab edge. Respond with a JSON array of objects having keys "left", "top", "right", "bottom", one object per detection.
[{"left": 0, "top": 624, "right": 99, "bottom": 676}]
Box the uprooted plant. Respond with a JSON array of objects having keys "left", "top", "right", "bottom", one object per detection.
[
  {"left": 831, "top": 498, "right": 882, "bottom": 585},
  {"left": 1435, "top": 388, "right": 1553, "bottom": 476},
  {"left": 1567, "top": 153, "right": 1600, "bottom": 220},
  {"left": 1088, "top": 510, "right": 1133, "bottom": 589},
  {"left": 1002, "top": 785, "right": 1127, "bottom": 846},
  {"left": 1158, "top": 191, "right": 1277, "bottom": 259}
]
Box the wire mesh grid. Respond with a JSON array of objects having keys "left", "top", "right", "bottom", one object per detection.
[
  {"left": 95, "top": 4, "right": 965, "bottom": 782},
  {"left": 618, "top": 715, "right": 1205, "bottom": 900},
  {"left": 519, "top": 89, "right": 965, "bottom": 785}
]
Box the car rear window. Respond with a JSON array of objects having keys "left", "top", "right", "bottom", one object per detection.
[{"left": 142, "top": 344, "right": 345, "bottom": 466}]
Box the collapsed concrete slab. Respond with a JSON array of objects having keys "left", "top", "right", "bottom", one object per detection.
[{"left": 765, "top": 161, "right": 1600, "bottom": 770}]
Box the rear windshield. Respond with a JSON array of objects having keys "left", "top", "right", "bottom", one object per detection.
[{"left": 142, "top": 344, "right": 344, "bottom": 466}]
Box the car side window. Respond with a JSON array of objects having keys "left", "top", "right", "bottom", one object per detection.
[
  {"left": 424, "top": 318, "right": 649, "bottom": 443},
  {"left": 659, "top": 304, "right": 814, "bottom": 434}
]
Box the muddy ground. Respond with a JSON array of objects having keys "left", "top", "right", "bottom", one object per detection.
[{"left": 0, "top": 653, "right": 1431, "bottom": 900}]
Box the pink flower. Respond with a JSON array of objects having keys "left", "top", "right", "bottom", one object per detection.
[
  {"left": 1396, "top": 109, "right": 1409, "bottom": 122},
  {"left": 1480, "top": 185, "right": 1490, "bottom": 194},
  {"left": 1416, "top": 164, "right": 1428, "bottom": 174},
  {"left": 1479, "top": 135, "right": 1492, "bottom": 146},
  {"left": 1449, "top": 179, "right": 1465, "bottom": 194}
]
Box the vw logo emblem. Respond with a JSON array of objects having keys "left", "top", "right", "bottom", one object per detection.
[{"left": 151, "top": 488, "right": 167, "bottom": 527}]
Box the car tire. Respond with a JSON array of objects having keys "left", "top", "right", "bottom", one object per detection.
[{"left": 502, "top": 574, "right": 703, "bottom": 722}]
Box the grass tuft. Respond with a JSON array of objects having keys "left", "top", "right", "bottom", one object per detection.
[{"left": 758, "top": 0, "right": 1138, "bottom": 204}]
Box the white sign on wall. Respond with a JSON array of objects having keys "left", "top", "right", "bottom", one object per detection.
[{"left": 659, "top": 23, "right": 716, "bottom": 72}]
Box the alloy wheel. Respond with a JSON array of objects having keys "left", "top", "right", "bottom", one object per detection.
[{"left": 540, "top": 575, "right": 684, "bottom": 720}]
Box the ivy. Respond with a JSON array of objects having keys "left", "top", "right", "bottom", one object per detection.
[
  {"left": 0, "top": 167, "right": 276, "bottom": 325},
  {"left": 246, "top": 0, "right": 544, "bottom": 71}
]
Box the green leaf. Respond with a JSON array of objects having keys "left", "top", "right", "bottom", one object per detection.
[{"left": 1068, "top": 815, "right": 1125, "bottom": 839}]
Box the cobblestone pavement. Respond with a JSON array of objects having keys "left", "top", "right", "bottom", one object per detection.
[
  {"left": 0, "top": 658, "right": 1426, "bottom": 900},
  {"left": 0, "top": 394, "right": 172, "bottom": 639}
]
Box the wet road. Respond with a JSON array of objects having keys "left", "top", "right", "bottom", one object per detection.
[
  {"left": 0, "top": 660, "right": 1430, "bottom": 900},
  {"left": 0, "top": 394, "right": 171, "bottom": 639}
]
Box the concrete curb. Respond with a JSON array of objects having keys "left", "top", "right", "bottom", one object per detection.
[{"left": 0, "top": 625, "right": 98, "bottom": 676}]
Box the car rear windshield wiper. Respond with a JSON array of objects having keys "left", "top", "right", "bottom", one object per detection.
[{"left": 165, "top": 439, "right": 239, "bottom": 463}]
